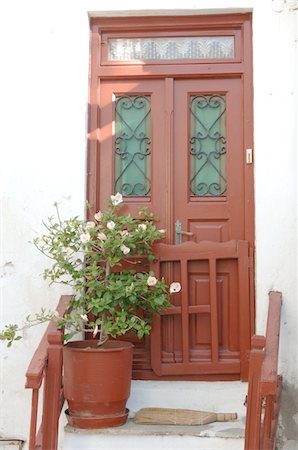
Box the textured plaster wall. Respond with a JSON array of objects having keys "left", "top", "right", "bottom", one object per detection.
[
  {"left": 252, "top": 3, "right": 298, "bottom": 444},
  {"left": 0, "top": 0, "right": 297, "bottom": 446}
]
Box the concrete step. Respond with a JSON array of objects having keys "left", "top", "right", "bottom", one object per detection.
[
  {"left": 63, "top": 381, "right": 248, "bottom": 450},
  {"left": 127, "top": 380, "right": 247, "bottom": 414},
  {"left": 64, "top": 420, "right": 245, "bottom": 450}
]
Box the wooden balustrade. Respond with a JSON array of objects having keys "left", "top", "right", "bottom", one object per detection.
[
  {"left": 25, "top": 295, "right": 71, "bottom": 450},
  {"left": 244, "top": 291, "right": 282, "bottom": 450}
]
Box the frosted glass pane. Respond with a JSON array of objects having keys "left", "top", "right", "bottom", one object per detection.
[
  {"left": 115, "top": 96, "right": 151, "bottom": 196},
  {"left": 108, "top": 37, "right": 234, "bottom": 61},
  {"left": 190, "top": 95, "right": 227, "bottom": 196}
]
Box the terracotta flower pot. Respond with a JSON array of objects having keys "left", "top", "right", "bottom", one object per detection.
[{"left": 63, "top": 340, "right": 133, "bottom": 429}]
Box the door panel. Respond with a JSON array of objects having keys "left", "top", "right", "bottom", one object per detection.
[
  {"left": 99, "top": 79, "right": 167, "bottom": 224},
  {"left": 99, "top": 77, "right": 251, "bottom": 380},
  {"left": 99, "top": 80, "right": 167, "bottom": 361},
  {"left": 174, "top": 79, "right": 244, "bottom": 244}
]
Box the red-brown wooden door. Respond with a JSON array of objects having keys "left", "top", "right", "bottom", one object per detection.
[{"left": 99, "top": 76, "right": 252, "bottom": 380}]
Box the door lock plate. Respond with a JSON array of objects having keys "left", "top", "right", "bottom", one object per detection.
[
  {"left": 175, "top": 220, "right": 193, "bottom": 244},
  {"left": 246, "top": 148, "right": 253, "bottom": 164}
]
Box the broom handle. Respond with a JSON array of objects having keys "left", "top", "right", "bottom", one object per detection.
[{"left": 216, "top": 412, "right": 237, "bottom": 421}]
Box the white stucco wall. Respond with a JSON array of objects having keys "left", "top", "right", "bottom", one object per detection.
[{"left": 0, "top": 0, "right": 297, "bottom": 445}]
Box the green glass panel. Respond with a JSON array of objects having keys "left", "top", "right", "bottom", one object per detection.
[
  {"left": 190, "top": 95, "right": 227, "bottom": 196},
  {"left": 115, "top": 95, "right": 151, "bottom": 196}
]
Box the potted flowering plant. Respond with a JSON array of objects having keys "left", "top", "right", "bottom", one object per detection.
[{"left": 1, "top": 193, "right": 180, "bottom": 429}]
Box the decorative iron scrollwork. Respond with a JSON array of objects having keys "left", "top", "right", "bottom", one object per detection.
[
  {"left": 115, "top": 96, "right": 151, "bottom": 196},
  {"left": 190, "top": 95, "right": 227, "bottom": 196}
]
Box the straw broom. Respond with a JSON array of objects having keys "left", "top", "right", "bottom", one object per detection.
[{"left": 133, "top": 408, "right": 237, "bottom": 426}]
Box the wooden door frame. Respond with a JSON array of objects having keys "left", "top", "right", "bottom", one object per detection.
[{"left": 87, "top": 13, "right": 255, "bottom": 360}]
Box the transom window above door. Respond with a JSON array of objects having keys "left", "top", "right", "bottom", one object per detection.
[
  {"left": 108, "top": 36, "right": 234, "bottom": 61},
  {"left": 100, "top": 27, "right": 242, "bottom": 65}
]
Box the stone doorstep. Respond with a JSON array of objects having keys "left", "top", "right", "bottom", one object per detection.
[{"left": 64, "top": 415, "right": 246, "bottom": 439}]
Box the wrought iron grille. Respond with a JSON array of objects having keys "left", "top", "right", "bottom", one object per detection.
[
  {"left": 115, "top": 95, "right": 151, "bottom": 196},
  {"left": 190, "top": 94, "right": 227, "bottom": 196}
]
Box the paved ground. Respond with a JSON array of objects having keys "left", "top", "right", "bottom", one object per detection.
[{"left": 280, "top": 441, "right": 298, "bottom": 450}]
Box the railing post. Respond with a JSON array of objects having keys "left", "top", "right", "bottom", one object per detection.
[
  {"left": 271, "top": 375, "right": 283, "bottom": 448},
  {"left": 262, "top": 395, "right": 274, "bottom": 450},
  {"left": 28, "top": 389, "right": 39, "bottom": 450},
  {"left": 244, "top": 335, "right": 266, "bottom": 450},
  {"left": 41, "top": 330, "right": 64, "bottom": 450}
]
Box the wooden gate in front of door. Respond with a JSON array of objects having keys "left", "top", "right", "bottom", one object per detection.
[{"left": 88, "top": 14, "right": 254, "bottom": 381}]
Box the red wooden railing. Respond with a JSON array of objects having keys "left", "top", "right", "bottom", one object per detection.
[
  {"left": 245, "top": 291, "right": 282, "bottom": 450},
  {"left": 25, "top": 295, "right": 70, "bottom": 450},
  {"left": 25, "top": 292, "right": 282, "bottom": 450}
]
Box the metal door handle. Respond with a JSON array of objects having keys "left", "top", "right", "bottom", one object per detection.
[
  {"left": 175, "top": 220, "right": 193, "bottom": 244},
  {"left": 176, "top": 230, "right": 193, "bottom": 236}
]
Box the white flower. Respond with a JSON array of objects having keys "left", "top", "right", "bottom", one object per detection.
[
  {"left": 107, "top": 221, "right": 116, "bottom": 230},
  {"left": 120, "top": 244, "right": 130, "bottom": 255},
  {"left": 111, "top": 192, "right": 123, "bottom": 206},
  {"left": 98, "top": 232, "right": 107, "bottom": 241},
  {"left": 80, "top": 232, "right": 91, "bottom": 244},
  {"left": 94, "top": 211, "right": 102, "bottom": 222},
  {"left": 158, "top": 229, "right": 166, "bottom": 234},
  {"left": 80, "top": 314, "right": 88, "bottom": 322},
  {"left": 138, "top": 224, "right": 147, "bottom": 231},
  {"left": 147, "top": 276, "right": 158, "bottom": 287},
  {"left": 86, "top": 221, "right": 95, "bottom": 229},
  {"left": 169, "top": 282, "right": 181, "bottom": 294},
  {"left": 93, "top": 325, "right": 99, "bottom": 337},
  {"left": 120, "top": 230, "right": 129, "bottom": 237}
]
